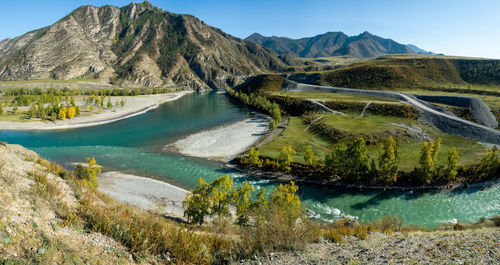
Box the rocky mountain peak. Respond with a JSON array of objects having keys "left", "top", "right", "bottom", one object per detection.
[{"left": 0, "top": 2, "right": 291, "bottom": 89}]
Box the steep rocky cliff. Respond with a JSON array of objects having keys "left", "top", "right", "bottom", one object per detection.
[{"left": 0, "top": 2, "right": 291, "bottom": 89}]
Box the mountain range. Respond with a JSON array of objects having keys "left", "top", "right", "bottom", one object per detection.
[
  {"left": 246, "top": 32, "right": 434, "bottom": 58},
  {"left": 0, "top": 2, "right": 291, "bottom": 89}
]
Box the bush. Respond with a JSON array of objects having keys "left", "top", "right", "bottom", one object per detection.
[
  {"left": 375, "top": 216, "right": 404, "bottom": 232},
  {"left": 491, "top": 216, "right": 500, "bottom": 227}
]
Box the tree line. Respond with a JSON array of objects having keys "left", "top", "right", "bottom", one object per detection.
[
  {"left": 226, "top": 88, "right": 282, "bottom": 129},
  {"left": 241, "top": 137, "right": 500, "bottom": 186}
]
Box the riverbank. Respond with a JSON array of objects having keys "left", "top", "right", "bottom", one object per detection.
[
  {"left": 98, "top": 171, "right": 187, "bottom": 219},
  {"left": 0, "top": 91, "right": 192, "bottom": 130},
  {"left": 166, "top": 114, "right": 271, "bottom": 161},
  {"left": 227, "top": 163, "right": 500, "bottom": 191}
]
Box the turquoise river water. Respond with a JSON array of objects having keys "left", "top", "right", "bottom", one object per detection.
[{"left": 1, "top": 91, "right": 498, "bottom": 227}]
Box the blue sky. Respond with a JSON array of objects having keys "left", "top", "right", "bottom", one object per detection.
[{"left": 0, "top": 0, "right": 499, "bottom": 58}]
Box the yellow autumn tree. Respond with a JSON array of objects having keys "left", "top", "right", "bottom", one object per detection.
[
  {"left": 58, "top": 109, "right": 66, "bottom": 120},
  {"left": 67, "top": 106, "right": 76, "bottom": 119}
]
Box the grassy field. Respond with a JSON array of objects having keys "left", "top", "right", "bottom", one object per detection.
[
  {"left": 258, "top": 114, "right": 487, "bottom": 171},
  {"left": 269, "top": 91, "right": 398, "bottom": 103}
]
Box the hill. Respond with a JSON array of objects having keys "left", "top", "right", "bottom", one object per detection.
[
  {"left": 246, "top": 31, "right": 432, "bottom": 58},
  {"left": 0, "top": 2, "right": 292, "bottom": 89},
  {"left": 320, "top": 55, "right": 500, "bottom": 89}
]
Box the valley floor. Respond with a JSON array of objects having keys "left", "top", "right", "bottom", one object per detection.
[
  {"left": 0, "top": 91, "right": 191, "bottom": 130},
  {"left": 239, "top": 228, "right": 500, "bottom": 265}
]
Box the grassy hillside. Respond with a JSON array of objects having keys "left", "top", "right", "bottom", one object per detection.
[{"left": 321, "top": 55, "right": 500, "bottom": 90}]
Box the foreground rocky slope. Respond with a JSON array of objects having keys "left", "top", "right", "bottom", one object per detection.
[
  {"left": 0, "top": 142, "right": 135, "bottom": 263},
  {"left": 240, "top": 228, "right": 500, "bottom": 264},
  {"left": 0, "top": 2, "right": 291, "bottom": 89}
]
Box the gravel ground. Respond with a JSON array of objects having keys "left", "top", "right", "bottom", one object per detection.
[
  {"left": 238, "top": 228, "right": 500, "bottom": 265},
  {"left": 167, "top": 115, "right": 270, "bottom": 161}
]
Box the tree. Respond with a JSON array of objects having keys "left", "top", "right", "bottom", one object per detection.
[
  {"left": 269, "top": 120, "right": 277, "bottom": 130},
  {"left": 326, "top": 137, "right": 369, "bottom": 181},
  {"left": 58, "top": 109, "right": 66, "bottom": 120},
  {"left": 304, "top": 146, "right": 322, "bottom": 168},
  {"left": 232, "top": 180, "right": 254, "bottom": 225},
  {"left": 75, "top": 105, "right": 81, "bottom": 116},
  {"left": 270, "top": 181, "right": 302, "bottom": 224},
  {"left": 67, "top": 106, "right": 76, "bottom": 119},
  {"left": 209, "top": 175, "right": 234, "bottom": 217},
  {"left": 271, "top": 102, "right": 282, "bottom": 122},
  {"left": 445, "top": 148, "right": 459, "bottom": 181},
  {"left": 183, "top": 175, "right": 234, "bottom": 225},
  {"left": 107, "top": 99, "right": 112, "bottom": 109},
  {"left": 183, "top": 178, "right": 211, "bottom": 225},
  {"left": 12, "top": 104, "right": 18, "bottom": 114},
  {"left": 479, "top": 146, "right": 500, "bottom": 176},
  {"left": 0, "top": 104, "right": 3, "bottom": 115},
  {"left": 378, "top": 137, "right": 401, "bottom": 184},
  {"left": 304, "top": 146, "right": 315, "bottom": 166},
  {"left": 74, "top": 157, "right": 100, "bottom": 191},
  {"left": 120, "top": 99, "right": 125, "bottom": 107},
  {"left": 247, "top": 148, "right": 262, "bottom": 168},
  {"left": 278, "top": 145, "right": 296, "bottom": 172},
  {"left": 417, "top": 138, "right": 441, "bottom": 184}
]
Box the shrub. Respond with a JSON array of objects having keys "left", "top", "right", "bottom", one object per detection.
[
  {"left": 491, "top": 216, "right": 500, "bottom": 227},
  {"left": 375, "top": 216, "right": 404, "bottom": 232}
]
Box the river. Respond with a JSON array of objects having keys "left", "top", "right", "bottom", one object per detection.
[{"left": 1, "top": 91, "right": 498, "bottom": 227}]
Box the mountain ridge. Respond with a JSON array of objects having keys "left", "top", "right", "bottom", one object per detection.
[
  {"left": 246, "top": 31, "right": 433, "bottom": 58},
  {"left": 0, "top": 2, "right": 292, "bottom": 89}
]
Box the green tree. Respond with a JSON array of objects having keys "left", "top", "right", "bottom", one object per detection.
[
  {"left": 271, "top": 102, "right": 282, "bottom": 122},
  {"left": 270, "top": 181, "right": 302, "bottom": 224},
  {"left": 378, "top": 137, "right": 401, "bottom": 184},
  {"left": 75, "top": 105, "right": 81, "bottom": 116},
  {"left": 304, "top": 146, "right": 315, "bottom": 166},
  {"left": 183, "top": 178, "right": 211, "bottom": 225},
  {"left": 120, "top": 99, "right": 125, "bottom": 107},
  {"left": 269, "top": 120, "right": 277, "bottom": 130},
  {"left": 479, "top": 146, "right": 500, "bottom": 176},
  {"left": 107, "top": 99, "right": 112, "bottom": 109},
  {"left": 12, "top": 104, "right": 18, "bottom": 114},
  {"left": 75, "top": 157, "right": 100, "bottom": 191},
  {"left": 0, "top": 104, "right": 3, "bottom": 115},
  {"left": 445, "top": 148, "right": 459, "bottom": 181},
  {"left": 247, "top": 148, "right": 262, "bottom": 168},
  {"left": 209, "top": 175, "right": 234, "bottom": 217},
  {"left": 326, "top": 137, "right": 369, "bottom": 181},
  {"left": 232, "top": 180, "right": 254, "bottom": 225},
  {"left": 278, "top": 145, "right": 296, "bottom": 172},
  {"left": 417, "top": 138, "right": 441, "bottom": 184},
  {"left": 183, "top": 175, "right": 234, "bottom": 225}
]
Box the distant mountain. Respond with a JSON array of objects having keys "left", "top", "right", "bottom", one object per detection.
[
  {"left": 407, "top": 44, "right": 436, "bottom": 55},
  {"left": 246, "top": 31, "right": 433, "bottom": 58},
  {"left": 0, "top": 2, "right": 291, "bottom": 89}
]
